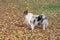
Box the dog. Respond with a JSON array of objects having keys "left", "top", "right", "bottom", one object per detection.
[{"left": 23, "top": 10, "right": 48, "bottom": 30}]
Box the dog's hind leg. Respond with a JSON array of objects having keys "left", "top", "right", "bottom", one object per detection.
[
  {"left": 42, "top": 24, "right": 46, "bottom": 30},
  {"left": 45, "top": 20, "right": 48, "bottom": 28},
  {"left": 42, "top": 20, "right": 48, "bottom": 30}
]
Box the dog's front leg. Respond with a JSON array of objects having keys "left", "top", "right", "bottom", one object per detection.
[{"left": 30, "top": 24, "right": 35, "bottom": 30}]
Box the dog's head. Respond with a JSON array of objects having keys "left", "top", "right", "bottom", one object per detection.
[
  {"left": 22, "top": 10, "right": 29, "bottom": 19},
  {"left": 23, "top": 10, "right": 28, "bottom": 16}
]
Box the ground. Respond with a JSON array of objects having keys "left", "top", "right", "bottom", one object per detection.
[{"left": 0, "top": 0, "right": 60, "bottom": 40}]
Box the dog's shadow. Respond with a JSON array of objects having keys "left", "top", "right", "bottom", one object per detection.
[
  {"left": 35, "top": 25, "right": 42, "bottom": 29},
  {"left": 14, "top": 22, "right": 43, "bottom": 30},
  {"left": 35, "top": 23, "right": 43, "bottom": 29}
]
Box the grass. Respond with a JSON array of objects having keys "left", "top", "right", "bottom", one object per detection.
[{"left": 0, "top": 0, "right": 60, "bottom": 40}]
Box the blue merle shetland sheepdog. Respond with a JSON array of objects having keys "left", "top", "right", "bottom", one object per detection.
[{"left": 23, "top": 10, "right": 48, "bottom": 30}]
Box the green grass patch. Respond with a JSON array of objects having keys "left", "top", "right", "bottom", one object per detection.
[{"left": 34, "top": 4, "right": 60, "bottom": 11}]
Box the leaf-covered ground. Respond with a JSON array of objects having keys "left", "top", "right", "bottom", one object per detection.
[{"left": 0, "top": 0, "right": 60, "bottom": 40}]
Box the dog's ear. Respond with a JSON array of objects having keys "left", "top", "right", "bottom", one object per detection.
[{"left": 23, "top": 10, "right": 28, "bottom": 15}]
